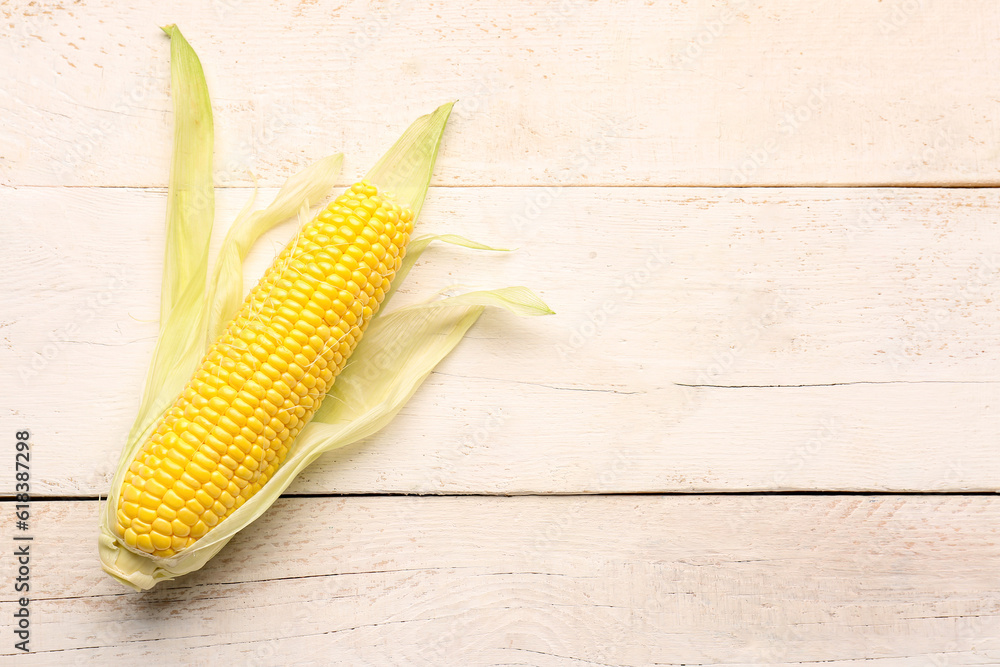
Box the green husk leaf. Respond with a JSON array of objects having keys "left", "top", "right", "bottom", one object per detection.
[
  {"left": 365, "top": 101, "right": 453, "bottom": 220},
  {"left": 127, "top": 25, "right": 214, "bottom": 449},
  {"left": 315, "top": 286, "right": 553, "bottom": 425},
  {"left": 205, "top": 153, "right": 344, "bottom": 340},
  {"left": 158, "top": 25, "right": 214, "bottom": 327},
  {"left": 381, "top": 233, "right": 510, "bottom": 312},
  {"left": 403, "top": 286, "right": 555, "bottom": 317}
]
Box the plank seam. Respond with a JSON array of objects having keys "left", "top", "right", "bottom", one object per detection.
[
  {"left": 8, "top": 183, "right": 1000, "bottom": 190},
  {"left": 4, "top": 490, "right": 999, "bottom": 502}
]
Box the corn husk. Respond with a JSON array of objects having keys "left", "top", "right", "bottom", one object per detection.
[{"left": 99, "top": 28, "right": 552, "bottom": 590}]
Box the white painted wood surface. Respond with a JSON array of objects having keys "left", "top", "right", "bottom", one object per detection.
[
  {"left": 3, "top": 0, "right": 1000, "bottom": 187},
  {"left": 4, "top": 186, "right": 1000, "bottom": 494},
  {"left": 3, "top": 0, "right": 1000, "bottom": 663},
  {"left": 2, "top": 496, "right": 1000, "bottom": 665}
]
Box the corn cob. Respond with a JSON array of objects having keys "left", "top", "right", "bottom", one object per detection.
[{"left": 115, "top": 181, "right": 413, "bottom": 558}]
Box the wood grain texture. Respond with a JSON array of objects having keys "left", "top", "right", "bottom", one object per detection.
[
  {"left": 3, "top": 185, "right": 1000, "bottom": 494},
  {"left": 2, "top": 496, "right": 999, "bottom": 665},
  {"left": 4, "top": 0, "right": 1000, "bottom": 663},
  {"left": 3, "top": 0, "right": 1000, "bottom": 187}
]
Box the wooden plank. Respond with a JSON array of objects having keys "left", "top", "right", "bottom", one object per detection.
[
  {"left": 2, "top": 495, "right": 999, "bottom": 664},
  {"left": 3, "top": 0, "right": 1000, "bottom": 187},
  {"left": 5, "top": 185, "right": 1000, "bottom": 494}
]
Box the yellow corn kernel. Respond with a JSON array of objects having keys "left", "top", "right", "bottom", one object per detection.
[{"left": 136, "top": 534, "right": 154, "bottom": 553}]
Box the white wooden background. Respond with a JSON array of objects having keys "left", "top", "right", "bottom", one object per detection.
[{"left": 3, "top": 0, "right": 1000, "bottom": 664}]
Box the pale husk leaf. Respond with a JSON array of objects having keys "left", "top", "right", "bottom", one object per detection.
[
  {"left": 158, "top": 25, "right": 214, "bottom": 326},
  {"left": 364, "top": 101, "right": 453, "bottom": 220},
  {"left": 204, "top": 154, "right": 344, "bottom": 341},
  {"left": 127, "top": 25, "right": 215, "bottom": 455},
  {"left": 100, "top": 95, "right": 553, "bottom": 590},
  {"left": 99, "top": 287, "right": 551, "bottom": 589},
  {"left": 383, "top": 233, "right": 509, "bottom": 308}
]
